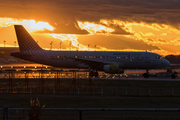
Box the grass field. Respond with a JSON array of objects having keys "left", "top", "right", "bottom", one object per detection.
[
  {"left": 1, "top": 78, "right": 180, "bottom": 119},
  {"left": 1, "top": 94, "right": 180, "bottom": 120},
  {"left": 1, "top": 78, "right": 180, "bottom": 96},
  {"left": 1, "top": 94, "right": 180, "bottom": 108}
]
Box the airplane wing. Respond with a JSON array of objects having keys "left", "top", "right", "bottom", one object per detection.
[{"left": 64, "top": 56, "right": 110, "bottom": 70}]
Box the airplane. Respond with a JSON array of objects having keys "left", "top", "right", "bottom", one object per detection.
[{"left": 11, "top": 25, "right": 170, "bottom": 78}]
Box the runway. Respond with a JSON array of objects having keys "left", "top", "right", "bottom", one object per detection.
[
  {"left": 0, "top": 63, "right": 179, "bottom": 81},
  {"left": 99, "top": 77, "right": 180, "bottom": 81}
]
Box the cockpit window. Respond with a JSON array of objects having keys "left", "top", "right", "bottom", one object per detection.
[{"left": 155, "top": 56, "right": 162, "bottom": 59}]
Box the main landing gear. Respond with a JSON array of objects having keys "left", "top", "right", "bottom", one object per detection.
[
  {"left": 89, "top": 71, "right": 99, "bottom": 77},
  {"left": 143, "top": 69, "right": 149, "bottom": 78}
]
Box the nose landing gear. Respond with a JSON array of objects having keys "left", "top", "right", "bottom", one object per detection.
[
  {"left": 89, "top": 71, "right": 99, "bottom": 77},
  {"left": 143, "top": 69, "right": 149, "bottom": 78}
]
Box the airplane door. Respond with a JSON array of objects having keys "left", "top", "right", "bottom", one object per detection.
[{"left": 145, "top": 53, "right": 150, "bottom": 63}]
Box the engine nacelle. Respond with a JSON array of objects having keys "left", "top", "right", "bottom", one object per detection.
[{"left": 103, "top": 64, "right": 124, "bottom": 74}]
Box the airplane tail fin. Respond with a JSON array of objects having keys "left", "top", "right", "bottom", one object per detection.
[{"left": 14, "top": 25, "right": 43, "bottom": 51}]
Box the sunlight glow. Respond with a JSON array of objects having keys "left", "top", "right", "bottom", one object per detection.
[
  {"left": 1, "top": 17, "right": 180, "bottom": 55},
  {"left": 0, "top": 18, "right": 54, "bottom": 33},
  {"left": 50, "top": 34, "right": 90, "bottom": 50},
  {"left": 100, "top": 19, "right": 180, "bottom": 46},
  {"left": 23, "top": 20, "right": 54, "bottom": 32},
  {"left": 77, "top": 21, "right": 114, "bottom": 34}
]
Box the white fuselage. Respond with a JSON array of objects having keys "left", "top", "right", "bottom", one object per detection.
[{"left": 23, "top": 50, "right": 169, "bottom": 70}]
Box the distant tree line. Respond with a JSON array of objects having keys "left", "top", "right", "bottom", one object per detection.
[{"left": 164, "top": 55, "right": 180, "bottom": 63}]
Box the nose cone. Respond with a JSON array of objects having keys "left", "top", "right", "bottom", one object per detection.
[{"left": 164, "top": 59, "right": 170, "bottom": 67}]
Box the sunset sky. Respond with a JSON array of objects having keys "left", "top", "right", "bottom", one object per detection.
[{"left": 0, "top": 0, "right": 180, "bottom": 55}]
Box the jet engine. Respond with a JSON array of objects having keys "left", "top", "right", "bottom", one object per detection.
[{"left": 103, "top": 64, "right": 124, "bottom": 74}]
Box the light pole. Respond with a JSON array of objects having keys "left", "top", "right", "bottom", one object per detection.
[
  {"left": 3, "top": 41, "right": 6, "bottom": 48},
  {"left": 60, "top": 42, "right": 62, "bottom": 50},
  {"left": 88, "top": 44, "right": 90, "bottom": 51},
  {"left": 94, "top": 45, "right": 96, "bottom": 51},
  {"left": 50, "top": 41, "right": 53, "bottom": 50},
  {"left": 37, "top": 41, "right": 38, "bottom": 44},
  {"left": 14, "top": 41, "right": 16, "bottom": 47},
  {"left": 70, "top": 42, "right": 72, "bottom": 50},
  {"left": 78, "top": 44, "right": 79, "bottom": 50}
]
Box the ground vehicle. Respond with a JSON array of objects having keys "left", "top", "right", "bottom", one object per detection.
[{"left": 154, "top": 69, "right": 178, "bottom": 78}]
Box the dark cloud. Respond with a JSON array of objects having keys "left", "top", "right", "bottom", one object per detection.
[
  {"left": 146, "top": 38, "right": 154, "bottom": 42},
  {"left": 108, "top": 24, "right": 132, "bottom": 35},
  {"left": 36, "top": 22, "right": 89, "bottom": 34},
  {"left": 95, "top": 24, "right": 132, "bottom": 35},
  {"left": 78, "top": 35, "right": 160, "bottom": 51},
  {"left": 1, "top": 0, "right": 180, "bottom": 33},
  {"left": 158, "top": 39, "right": 167, "bottom": 43}
]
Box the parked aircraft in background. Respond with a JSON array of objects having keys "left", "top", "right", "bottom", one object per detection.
[{"left": 11, "top": 25, "right": 170, "bottom": 78}]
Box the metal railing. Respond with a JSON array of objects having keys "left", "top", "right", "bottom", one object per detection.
[{"left": 2, "top": 107, "right": 180, "bottom": 120}]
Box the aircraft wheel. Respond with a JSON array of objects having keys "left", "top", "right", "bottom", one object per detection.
[
  {"left": 89, "top": 71, "right": 94, "bottom": 77},
  {"left": 143, "top": 73, "right": 149, "bottom": 78},
  {"left": 171, "top": 74, "right": 176, "bottom": 79},
  {"left": 95, "top": 72, "right": 99, "bottom": 77}
]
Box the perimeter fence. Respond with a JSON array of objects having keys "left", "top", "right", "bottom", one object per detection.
[
  {"left": 2, "top": 107, "right": 180, "bottom": 120},
  {"left": 0, "top": 78, "right": 180, "bottom": 96}
]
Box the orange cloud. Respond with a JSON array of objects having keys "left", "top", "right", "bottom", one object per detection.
[
  {"left": 77, "top": 21, "right": 114, "bottom": 34},
  {"left": 1, "top": 17, "right": 180, "bottom": 55},
  {"left": 0, "top": 18, "right": 54, "bottom": 32}
]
